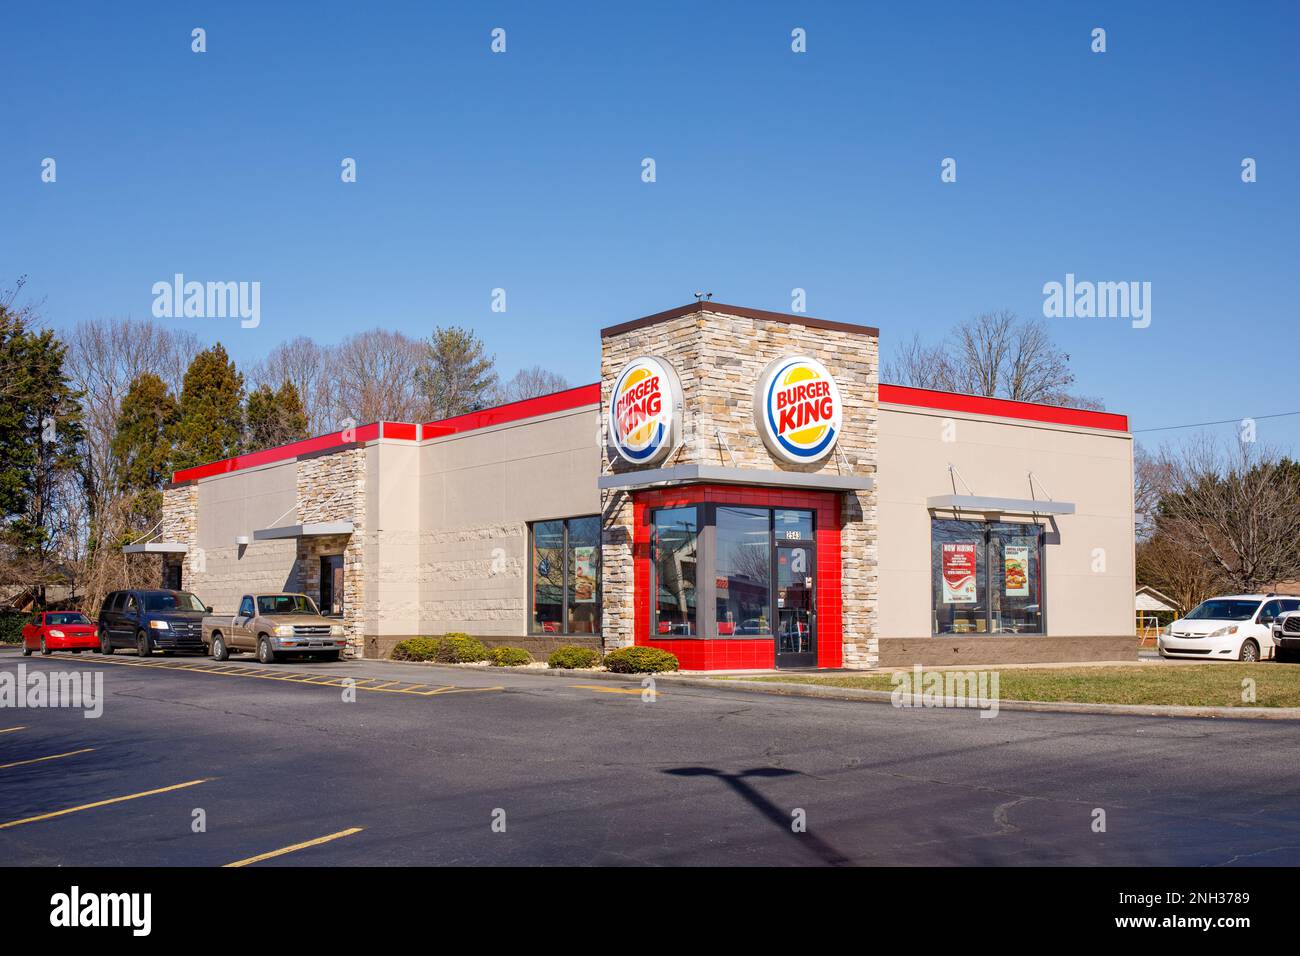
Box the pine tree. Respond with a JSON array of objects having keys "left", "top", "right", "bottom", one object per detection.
[
  {"left": 245, "top": 381, "right": 310, "bottom": 450},
  {"left": 172, "top": 343, "right": 244, "bottom": 471},
  {"left": 0, "top": 284, "right": 84, "bottom": 582},
  {"left": 417, "top": 326, "right": 498, "bottom": 420},
  {"left": 112, "top": 372, "right": 178, "bottom": 528}
]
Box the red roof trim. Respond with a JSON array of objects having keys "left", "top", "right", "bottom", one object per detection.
[
  {"left": 420, "top": 383, "right": 601, "bottom": 439},
  {"left": 171, "top": 422, "right": 389, "bottom": 484},
  {"left": 172, "top": 381, "right": 1125, "bottom": 484},
  {"left": 879, "top": 384, "right": 1128, "bottom": 432}
]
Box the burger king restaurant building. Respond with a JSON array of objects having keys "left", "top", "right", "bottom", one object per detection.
[{"left": 148, "top": 302, "right": 1136, "bottom": 670}]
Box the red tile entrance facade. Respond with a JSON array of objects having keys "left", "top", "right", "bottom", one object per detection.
[{"left": 632, "top": 484, "right": 843, "bottom": 670}]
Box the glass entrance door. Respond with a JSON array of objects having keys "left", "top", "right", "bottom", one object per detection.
[{"left": 775, "top": 542, "right": 816, "bottom": 667}]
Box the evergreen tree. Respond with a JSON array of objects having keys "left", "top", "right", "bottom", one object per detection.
[
  {"left": 416, "top": 326, "right": 498, "bottom": 420},
  {"left": 172, "top": 343, "right": 244, "bottom": 471},
  {"left": 111, "top": 372, "right": 178, "bottom": 528},
  {"left": 245, "top": 380, "right": 310, "bottom": 450},
  {"left": 0, "top": 283, "right": 84, "bottom": 580}
]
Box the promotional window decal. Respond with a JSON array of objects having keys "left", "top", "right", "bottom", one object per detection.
[
  {"left": 942, "top": 543, "right": 977, "bottom": 604},
  {"left": 608, "top": 356, "right": 682, "bottom": 465},
  {"left": 754, "top": 355, "right": 843, "bottom": 464},
  {"left": 1004, "top": 545, "right": 1029, "bottom": 597},
  {"left": 572, "top": 546, "right": 597, "bottom": 603}
]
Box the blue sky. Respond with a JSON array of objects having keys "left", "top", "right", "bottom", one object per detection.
[{"left": 4, "top": 1, "right": 1298, "bottom": 447}]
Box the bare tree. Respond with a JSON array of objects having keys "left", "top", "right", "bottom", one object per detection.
[
  {"left": 328, "top": 329, "right": 426, "bottom": 424},
  {"left": 1154, "top": 437, "right": 1300, "bottom": 593},
  {"left": 882, "top": 310, "right": 1103, "bottom": 410},
  {"left": 248, "top": 336, "right": 332, "bottom": 434},
  {"left": 63, "top": 317, "right": 200, "bottom": 610},
  {"left": 495, "top": 366, "right": 569, "bottom": 405}
]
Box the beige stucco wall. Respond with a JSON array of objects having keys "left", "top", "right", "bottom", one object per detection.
[
  {"left": 876, "top": 403, "right": 1134, "bottom": 638},
  {"left": 187, "top": 462, "right": 301, "bottom": 615},
  {"left": 416, "top": 405, "right": 602, "bottom": 637}
]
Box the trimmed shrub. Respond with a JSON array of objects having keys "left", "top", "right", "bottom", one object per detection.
[
  {"left": 0, "top": 611, "right": 27, "bottom": 645},
  {"left": 548, "top": 645, "right": 600, "bottom": 669},
  {"left": 390, "top": 637, "right": 443, "bottom": 662},
  {"left": 490, "top": 646, "right": 533, "bottom": 667},
  {"left": 437, "top": 634, "right": 491, "bottom": 663},
  {"left": 603, "top": 646, "right": 680, "bottom": 674}
]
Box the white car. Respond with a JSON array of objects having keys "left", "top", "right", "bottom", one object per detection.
[{"left": 1158, "top": 594, "right": 1300, "bottom": 662}]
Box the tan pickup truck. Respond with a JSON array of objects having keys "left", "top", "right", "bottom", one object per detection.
[{"left": 202, "top": 593, "right": 348, "bottom": 664}]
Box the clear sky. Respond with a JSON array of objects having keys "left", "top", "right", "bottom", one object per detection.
[{"left": 4, "top": 1, "right": 1297, "bottom": 448}]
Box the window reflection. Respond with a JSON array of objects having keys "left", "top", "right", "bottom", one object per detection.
[
  {"left": 715, "top": 507, "right": 771, "bottom": 635},
  {"left": 653, "top": 507, "right": 699, "bottom": 635}
]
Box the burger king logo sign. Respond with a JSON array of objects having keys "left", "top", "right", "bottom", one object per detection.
[
  {"left": 754, "top": 356, "right": 843, "bottom": 464},
  {"left": 609, "top": 356, "right": 682, "bottom": 465}
]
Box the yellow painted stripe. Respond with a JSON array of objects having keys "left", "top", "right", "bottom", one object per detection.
[
  {"left": 425, "top": 685, "right": 506, "bottom": 696},
  {"left": 570, "top": 684, "right": 647, "bottom": 695},
  {"left": 223, "top": 827, "right": 364, "bottom": 868},
  {"left": 0, "top": 748, "right": 95, "bottom": 771},
  {"left": 0, "top": 778, "right": 212, "bottom": 830},
  {"left": 43, "top": 655, "right": 501, "bottom": 698},
  {"left": 0, "top": 726, "right": 26, "bottom": 735}
]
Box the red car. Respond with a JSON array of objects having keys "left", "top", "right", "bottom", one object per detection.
[{"left": 21, "top": 611, "right": 98, "bottom": 656}]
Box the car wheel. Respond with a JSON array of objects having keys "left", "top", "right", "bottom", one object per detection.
[
  {"left": 1276, "top": 648, "right": 1294, "bottom": 664},
  {"left": 99, "top": 628, "right": 114, "bottom": 655},
  {"left": 211, "top": 634, "right": 229, "bottom": 662},
  {"left": 1240, "top": 639, "right": 1260, "bottom": 663},
  {"left": 136, "top": 630, "right": 152, "bottom": 658},
  {"left": 257, "top": 635, "right": 276, "bottom": 665},
  {"left": 40, "top": 637, "right": 50, "bottom": 656},
  {"left": 21, "top": 644, "right": 32, "bottom": 656}
]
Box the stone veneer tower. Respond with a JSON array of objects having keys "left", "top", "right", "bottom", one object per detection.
[{"left": 598, "top": 302, "right": 880, "bottom": 668}]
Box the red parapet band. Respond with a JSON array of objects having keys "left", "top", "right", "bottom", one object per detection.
[
  {"left": 420, "top": 383, "right": 602, "bottom": 439},
  {"left": 879, "top": 384, "right": 1128, "bottom": 432},
  {"left": 171, "top": 422, "right": 384, "bottom": 483}
]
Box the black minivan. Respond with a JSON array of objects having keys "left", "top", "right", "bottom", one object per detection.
[{"left": 98, "top": 589, "right": 211, "bottom": 657}]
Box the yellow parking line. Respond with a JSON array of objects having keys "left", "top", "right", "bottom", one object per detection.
[
  {"left": 0, "top": 778, "right": 212, "bottom": 830},
  {"left": 425, "top": 685, "right": 505, "bottom": 695},
  {"left": 570, "top": 684, "right": 647, "bottom": 695},
  {"left": 0, "top": 748, "right": 95, "bottom": 771},
  {"left": 223, "top": 827, "right": 364, "bottom": 868},
  {"left": 0, "top": 726, "right": 26, "bottom": 735},
  {"left": 40, "top": 654, "right": 503, "bottom": 699}
]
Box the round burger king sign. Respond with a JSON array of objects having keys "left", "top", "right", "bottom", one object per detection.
[
  {"left": 754, "top": 355, "right": 843, "bottom": 464},
  {"left": 609, "top": 356, "right": 682, "bottom": 465}
]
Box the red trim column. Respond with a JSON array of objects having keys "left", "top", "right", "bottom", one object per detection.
[{"left": 632, "top": 484, "right": 843, "bottom": 670}]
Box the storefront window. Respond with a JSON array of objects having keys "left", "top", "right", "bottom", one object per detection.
[
  {"left": 715, "top": 506, "right": 771, "bottom": 635},
  {"left": 931, "top": 518, "right": 1044, "bottom": 635},
  {"left": 529, "top": 517, "right": 601, "bottom": 635},
  {"left": 653, "top": 506, "right": 699, "bottom": 636},
  {"left": 989, "top": 522, "right": 1043, "bottom": 633},
  {"left": 530, "top": 520, "right": 566, "bottom": 633},
  {"left": 651, "top": 504, "right": 816, "bottom": 643},
  {"left": 566, "top": 516, "right": 601, "bottom": 634}
]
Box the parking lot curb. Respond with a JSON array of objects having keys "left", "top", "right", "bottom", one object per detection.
[{"left": 366, "top": 657, "right": 1300, "bottom": 718}]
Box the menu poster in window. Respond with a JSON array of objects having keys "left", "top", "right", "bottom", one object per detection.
[
  {"left": 941, "top": 543, "right": 977, "bottom": 604},
  {"left": 573, "top": 546, "right": 597, "bottom": 603},
  {"left": 1004, "top": 545, "right": 1029, "bottom": 597}
]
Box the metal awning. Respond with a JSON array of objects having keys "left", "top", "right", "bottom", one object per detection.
[
  {"left": 253, "top": 521, "right": 355, "bottom": 541},
  {"left": 926, "top": 494, "right": 1075, "bottom": 516},
  {"left": 598, "top": 464, "right": 873, "bottom": 494},
  {"left": 122, "top": 541, "right": 188, "bottom": 554}
]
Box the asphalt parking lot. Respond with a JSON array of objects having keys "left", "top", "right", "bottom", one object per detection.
[{"left": 4, "top": 645, "right": 1300, "bottom": 866}]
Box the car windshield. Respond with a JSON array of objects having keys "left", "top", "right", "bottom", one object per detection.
[
  {"left": 1184, "top": 599, "right": 1260, "bottom": 622},
  {"left": 257, "top": 595, "right": 320, "bottom": 615},
  {"left": 46, "top": 613, "right": 90, "bottom": 625},
  {"left": 143, "top": 592, "right": 207, "bottom": 612}
]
